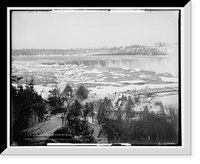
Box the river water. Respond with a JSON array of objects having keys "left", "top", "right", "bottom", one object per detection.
[
  {"left": 12, "top": 53, "right": 179, "bottom": 105},
  {"left": 13, "top": 54, "right": 178, "bottom": 75}
]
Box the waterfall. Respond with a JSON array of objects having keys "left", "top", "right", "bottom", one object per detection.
[
  {"left": 38, "top": 51, "right": 178, "bottom": 75},
  {"left": 63, "top": 56, "right": 178, "bottom": 75}
]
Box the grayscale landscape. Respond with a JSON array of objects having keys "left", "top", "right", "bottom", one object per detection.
[{"left": 11, "top": 10, "right": 180, "bottom": 146}]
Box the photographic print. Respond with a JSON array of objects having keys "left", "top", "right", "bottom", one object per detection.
[{"left": 10, "top": 8, "right": 181, "bottom": 147}]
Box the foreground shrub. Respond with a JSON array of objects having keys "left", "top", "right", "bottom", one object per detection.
[
  {"left": 51, "top": 100, "right": 96, "bottom": 143},
  {"left": 97, "top": 97, "right": 179, "bottom": 144}
]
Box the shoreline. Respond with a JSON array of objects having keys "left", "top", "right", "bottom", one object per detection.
[{"left": 12, "top": 82, "right": 178, "bottom": 105}]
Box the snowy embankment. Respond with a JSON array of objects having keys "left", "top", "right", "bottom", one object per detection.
[
  {"left": 12, "top": 84, "right": 53, "bottom": 100},
  {"left": 160, "top": 77, "right": 178, "bottom": 83},
  {"left": 12, "top": 79, "right": 178, "bottom": 105},
  {"left": 27, "top": 113, "right": 62, "bottom": 135},
  {"left": 24, "top": 113, "right": 63, "bottom": 144},
  {"left": 89, "top": 83, "right": 178, "bottom": 97}
]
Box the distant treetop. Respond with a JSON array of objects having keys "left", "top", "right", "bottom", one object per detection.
[{"left": 12, "top": 43, "right": 171, "bottom": 56}]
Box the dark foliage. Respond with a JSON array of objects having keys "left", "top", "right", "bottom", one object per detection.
[
  {"left": 97, "top": 96, "right": 179, "bottom": 144},
  {"left": 51, "top": 100, "right": 96, "bottom": 143},
  {"left": 84, "top": 102, "right": 95, "bottom": 122},
  {"left": 76, "top": 84, "right": 89, "bottom": 101},
  {"left": 48, "top": 88, "right": 65, "bottom": 114},
  {"left": 11, "top": 78, "right": 46, "bottom": 144}
]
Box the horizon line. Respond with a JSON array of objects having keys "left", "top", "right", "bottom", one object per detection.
[{"left": 12, "top": 42, "right": 177, "bottom": 50}]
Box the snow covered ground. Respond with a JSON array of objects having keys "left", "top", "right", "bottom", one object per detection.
[
  {"left": 12, "top": 55, "right": 179, "bottom": 105},
  {"left": 12, "top": 80, "right": 178, "bottom": 106},
  {"left": 160, "top": 76, "right": 178, "bottom": 83},
  {"left": 89, "top": 83, "right": 178, "bottom": 99}
]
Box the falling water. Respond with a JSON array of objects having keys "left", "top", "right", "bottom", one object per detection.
[{"left": 63, "top": 56, "right": 178, "bottom": 75}]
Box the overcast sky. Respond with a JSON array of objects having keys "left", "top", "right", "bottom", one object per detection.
[{"left": 12, "top": 10, "right": 178, "bottom": 49}]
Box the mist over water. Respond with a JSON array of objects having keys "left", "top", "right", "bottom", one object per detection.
[
  {"left": 37, "top": 55, "right": 178, "bottom": 76},
  {"left": 13, "top": 45, "right": 178, "bottom": 76},
  {"left": 60, "top": 56, "right": 178, "bottom": 75}
]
